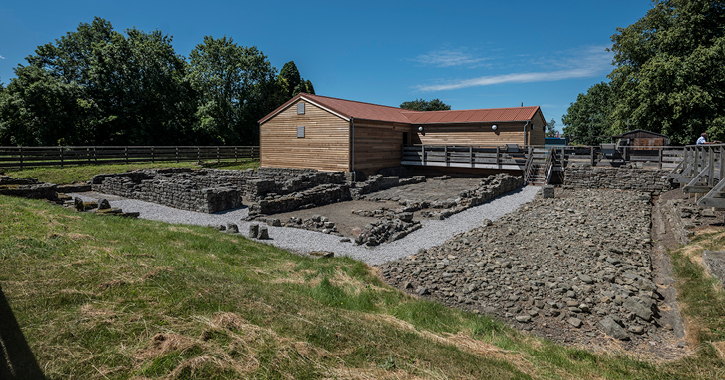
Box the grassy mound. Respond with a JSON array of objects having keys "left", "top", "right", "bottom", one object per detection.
[{"left": 0, "top": 193, "right": 723, "bottom": 379}]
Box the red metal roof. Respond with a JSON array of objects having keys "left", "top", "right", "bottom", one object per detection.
[{"left": 259, "top": 93, "right": 543, "bottom": 125}]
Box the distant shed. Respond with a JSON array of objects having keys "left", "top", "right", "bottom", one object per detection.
[
  {"left": 258, "top": 93, "right": 546, "bottom": 174},
  {"left": 612, "top": 129, "right": 670, "bottom": 148}
]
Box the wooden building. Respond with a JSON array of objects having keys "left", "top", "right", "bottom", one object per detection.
[
  {"left": 259, "top": 93, "right": 546, "bottom": 174},
  {"left": 612, "top": 129, "right": 670, "bottom": 148}
]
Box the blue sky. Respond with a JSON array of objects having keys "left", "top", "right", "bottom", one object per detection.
[{"left": 0, "top": 0, "right": 653, "bottom": 130}]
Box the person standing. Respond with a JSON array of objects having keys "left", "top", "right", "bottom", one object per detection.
[{"left": 697, "top": 132, "right": 721, "bottom": 144}]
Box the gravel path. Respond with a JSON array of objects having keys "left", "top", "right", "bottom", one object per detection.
[{"left": 71, "top": 185, "right": 540, "bottom": 265}]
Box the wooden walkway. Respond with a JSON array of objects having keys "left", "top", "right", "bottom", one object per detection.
[
  {"left": 402, "top": 144, "right": 684, "bottom": 185},
  {"left": 669, "top": 144, "right": 725, "bottom": 208}
]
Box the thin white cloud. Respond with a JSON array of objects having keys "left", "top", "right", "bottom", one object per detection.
[
  {"left": 413, "top": 49, "right": 489, "bottom": 68},
  {"left": 416, "top": 45, "right": 612, "bottom": 92},
  {"left": 0, "top": 55, "right": 5, "bottom": 60}
]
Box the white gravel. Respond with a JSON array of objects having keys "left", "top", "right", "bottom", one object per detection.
[{"left": 70, "top": 186, "right": 540, "bottom": 265}]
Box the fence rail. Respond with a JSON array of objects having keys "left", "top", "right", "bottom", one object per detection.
[
  {"left": 0, "top": 146, "right": 260, "bottom": 169},
  {"left": 401, "top": 144, "right": 685, "bottom": 170}
]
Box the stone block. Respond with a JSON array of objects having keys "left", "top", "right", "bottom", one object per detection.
[{"left": 249, "top": 224, "right": 259, "bottom": 238}]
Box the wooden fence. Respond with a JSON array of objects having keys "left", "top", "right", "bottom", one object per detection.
[
  {"left": 0, "top": 146, "right": 260, "bottom": 169},
  {"left": 402, "top": 144, "right": 685, "bottom": 170}
]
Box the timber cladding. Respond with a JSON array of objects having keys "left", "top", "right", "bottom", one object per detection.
[
  {"left": 352, "top": 121, "right": 406, "bottom": 174},
  {"left": 259, "top": 93, "right": 548, "bottom": 174},
  {"left": 260, "top": 100, "right": 350, "bottom": 172},
  {"left": 414, "top": 123, "right": 528, "bottom": 146}
]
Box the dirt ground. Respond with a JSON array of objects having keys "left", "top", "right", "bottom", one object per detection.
[
  {"left": 268, "top": 199, "right": 400, "bottom": 237},
  {"left": 266, "top": 177, "right": 488, "bottom": 238}
]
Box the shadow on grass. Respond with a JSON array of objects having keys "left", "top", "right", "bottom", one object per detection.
[{"left": 0, "top": 284, "right": 45, "bottom": 380}]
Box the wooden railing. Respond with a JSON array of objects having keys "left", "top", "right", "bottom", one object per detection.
[
  {"left": 0, "top": 146, "right": 260, "bottom": 169},
  {"left": 402, "top": 144, "right": 685, "bottom": 170},
  {"left": 669, "top": 144, "right": 725, "bottom": 207}
]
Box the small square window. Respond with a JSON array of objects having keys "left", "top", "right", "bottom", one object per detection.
[
  {"left": 297, "top": 126, "right": 305, "bottom": 138},
  {"left": 297, "top": 103, "right": 305, "bottom": 115}
]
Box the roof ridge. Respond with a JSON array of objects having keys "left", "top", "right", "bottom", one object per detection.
[
  {"left": 302, "top": 93, "right": 407, "bottom": 112},
  {"left": 399, "top": 105, "right": 539, "bottom": 113}
]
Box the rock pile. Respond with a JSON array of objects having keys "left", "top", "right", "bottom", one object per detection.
[
  {"left": 254, "top": 215, "right": 342, "bottom": 236},
  {"left": 379, "top": 188, "right": 676, "bottom": 347},
  {"left": 355, "top": 213, "right": 421, "bottom": 246}
]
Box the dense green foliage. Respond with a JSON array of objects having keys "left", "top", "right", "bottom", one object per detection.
[
  {"left": 0, "top": 17, "right": 314, "bottom": 146},
  {"left": 545, "top": 118, "right": 557, "bottom": 137},
  {"left": 399, "top": 98, "right": 452, "bottom": 111},
  {"left": 562, "top": 82, "right": 613, "bottom": 145},
  {"left": 563, "top": 0, "right": 725, "bottom": 145}
]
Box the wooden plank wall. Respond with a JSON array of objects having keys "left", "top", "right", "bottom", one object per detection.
[
  {"left": 413, "top": 122, "right": 527, "bottom": 146},
  {"left": 529, "top": 112, "right": 546, "bottom": 146},
  {"left": 352, "top": 121, "right": 405, "bottom": 174},
  {"left": 260, "top": 100, "right": 350, "bottom": 172}
]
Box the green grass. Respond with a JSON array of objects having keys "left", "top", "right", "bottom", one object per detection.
[
  {"left": 670, "top": 231, "right": 725, "bottom": 343},
  {"left": 1, "top": 158, "right": 259, "bottom": 184},
  {"left": 1, "top": 195, "right": 723, "bottom": 379}
]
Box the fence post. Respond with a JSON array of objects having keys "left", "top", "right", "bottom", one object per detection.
[
  {"left": 422, "top": 145, "right": 426, "bottom": 166},
  {"left": 217, "top": 146, "right": 220, "bottom": 163},
  {"left": 60, "top": 147, "right": 64, "bottom": 168},
  {"left": 496, "top": 146, "right": 500, "bottom": 169},
  {"left": 469, "top": 145, "right": 473, "bottom": 168},
  {"left": 151, "top": 146, "right": 155, "bottom": 164},
  {"left": 444, "top": 145, "right": 448, "bottom": 167},
  {"left": 19, "top": 146, "right": 23, "bottom": 168},
  {"left": 590, "top": 146, "right": 595, "bottom": 166},
  {"left": 235, "top": 147, "right": 238, "bottom": 162},
  {"left": 93, "top": 147, "right": 97, "bottom": 164},
  {"left": 197, "top": 147, "right": 201, "bottom": 164},
  {"left": 175, "top": 146, "right": 179, "bottom": 163},
  {"left": 709, "top": 147, "right": 715, "bottom": 186},
  {"left": 658, "top": 147, "right": 663, "bottom": 169},
  {"left": 87, "top": 147, "right": 90, "bottom": 164},
  {"left": 125, "top": 147, "right": 128, "bottom": 164}
]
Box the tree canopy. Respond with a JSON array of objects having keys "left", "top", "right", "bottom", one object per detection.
[
  {"left": 0, "top": 17, "right": 315, "bottom": 146},
  {"left": 399, "top": 98, "right": 451, "bottom": 111},
  {"left": 562, "top": 0, "right": 725, "bottom": 145}
]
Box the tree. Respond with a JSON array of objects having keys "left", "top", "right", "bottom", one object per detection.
[
  {"left": 189, "top": 36, "right": 278, "bottom": 145},
  {"left": 400, "top": 98, "right": 451, "bottom": 111},
  {"left": 562, "top": 82, "right": 613, "bottom": 145},
  {"left": 545, "top": 118, "right": 557, "bottom": 137},
  {"left": 564, "top": 0, "right": 725, "bottom": 146},
  {"left": 0, "top": 17, "right": 197, "bottom": 146},
  {"left": 607, "top": 0, "right": 725, "bottom": 145}
]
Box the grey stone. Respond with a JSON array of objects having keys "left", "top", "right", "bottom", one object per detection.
[
  {"left": 226, "top": 223, "right": 239, "bottom": 233},
  {"left": 542, "top": 185, "right": 555, "bottom": 198},
  {"left": 249, "top": 224, "right": 259, "bottom": 239},
  {"left": 623, "top": 298, "right": 653, "bottom": 321},
  {"left": 258, "top": 226, "right": 269, "bottom": 240},
  {"left": 98, "top": 199, "right": 111, "bottom": 210},
  {"left": 567, "top": 317, "right": 583, "bottom": 328},
  {"left": 598, "top": 316, "right": 629, "bottom": 340},
  {"left": 515, "top": 315, "right": 532, "bottom": 323},
  {"left": 579, "top": 274, "right": 593, "bottom": 284}
]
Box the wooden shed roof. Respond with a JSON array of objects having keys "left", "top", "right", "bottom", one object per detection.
[
  {"left": 259, "top": 93, "right": 544, "bottom": 125},
  {"left": 611, "top": 129, "right": 669, "bottom": 139}
]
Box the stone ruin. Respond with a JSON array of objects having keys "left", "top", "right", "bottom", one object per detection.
[
  {"left": 89, "top": 167, "right": 433, "bottom": 216},
  {"left": 88, "top": 167, "right": 527, "bottom": 246},
  {"left": 0, "top": 176, "right": 58, "bottom": 199}
]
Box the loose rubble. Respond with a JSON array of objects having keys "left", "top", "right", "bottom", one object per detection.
[{"left": 378, "top": 188, "right": 685, "bottom": 355}]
